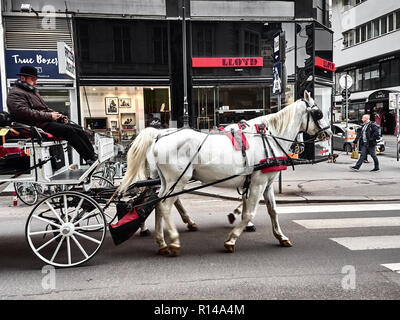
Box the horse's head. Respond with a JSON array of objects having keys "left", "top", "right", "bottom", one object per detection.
[{"left": 300, "top": 91, "right": 332, "bottom": 141}]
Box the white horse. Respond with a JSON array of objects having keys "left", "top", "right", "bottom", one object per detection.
[{"left": 120, "top": 91, "right": 331, "bottom": 255}]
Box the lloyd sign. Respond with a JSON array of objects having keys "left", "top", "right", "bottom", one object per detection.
[
  {"left": 192, "top": 57, "right": 263, "bottom": 68},
  {"left": 57, "top": 42, "right": 75, "bottom": 79}
]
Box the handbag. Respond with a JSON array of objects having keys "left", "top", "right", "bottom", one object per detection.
[{"left": 351, "top": 148, "right": 359, "bottom": 159}]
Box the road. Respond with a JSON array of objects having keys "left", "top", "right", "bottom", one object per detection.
[{"left": 1, "top": 193, "right": 400, "bottom": 300}]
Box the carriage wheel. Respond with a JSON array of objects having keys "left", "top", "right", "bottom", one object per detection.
[
  {"left": 14, "top": 182, "right": 39, "bottom": 206},
  {"left": 25, "top": 191, "right": 106, "bottom": 268}
]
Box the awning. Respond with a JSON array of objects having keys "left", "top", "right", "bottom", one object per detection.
[{"left": 368, "top": 89, "right": 400, "bottom": 103}]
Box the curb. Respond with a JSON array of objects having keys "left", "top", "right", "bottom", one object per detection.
[{"left": 190, "top": 190, "right": 400, "bottom": 204}]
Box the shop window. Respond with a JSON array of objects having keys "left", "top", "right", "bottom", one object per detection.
[
  {"left": 381, "top": 60, "right": 391, "bottom": 88},
  {"left": 144, "top": 88, "right": 170, "bottom": 128}
]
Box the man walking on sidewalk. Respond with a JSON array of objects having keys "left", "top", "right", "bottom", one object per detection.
[{"left": 350, "top": 114, "right": 380, "bottom": 172}]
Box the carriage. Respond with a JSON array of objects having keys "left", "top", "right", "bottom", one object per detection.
[{"left": 0, "top": 121, "right": 161, "bottom": 268}]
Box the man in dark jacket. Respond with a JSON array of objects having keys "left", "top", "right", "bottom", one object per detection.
[
  {"left": 350, "top": 114, "right": 380, "bottom": 172},
  {"left": 7, "top": 66, "right": 96, "bottom": 163}
]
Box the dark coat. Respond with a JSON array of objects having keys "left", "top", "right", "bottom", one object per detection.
[
  {"left": 7, "top": 81, "right": 54, "bottom": 129},
  {"left": 354, "top": 122, "right": 380, "bottom": 148}
]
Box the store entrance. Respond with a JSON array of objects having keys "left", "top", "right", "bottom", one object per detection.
[{"left": 193, "top": 85, "right": 270, "bottom": 129}]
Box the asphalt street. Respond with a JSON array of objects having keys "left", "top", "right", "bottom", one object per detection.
[{"left": 0, "top": 194, "right": 400, "bottom": 300}]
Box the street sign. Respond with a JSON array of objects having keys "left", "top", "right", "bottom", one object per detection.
[
  {"left": 342, "top": 89, "right": 351, "bottom": 99},
  {"left": 273, "top": 32, "right": 281, "bottom": 63},
  {"left": 339, "top": 74, "right": 353, "bottom": 89},
  {"left": 272, "top": 62, "right": 282, "bottom": 95},
  {"left": 389, "top": 92, "right": 399, "bottom": 110}
]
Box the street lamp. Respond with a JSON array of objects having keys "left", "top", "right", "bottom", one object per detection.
[{"left": 182, "top": 2, "right": 189, "bottom": 128}]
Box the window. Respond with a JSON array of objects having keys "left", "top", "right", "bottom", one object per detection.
[
  {"left": 153, "top": 26, "right": 168, "bottom": 65},
  {"left": 366, "top": 22, "right": 372, "bottom": 40},
  {"left": 373, "top": 19, "right": 380, "bottom": 37},
  {"left": 113, "top": 26, "right": 131, "bottom": 63},
  {"left": 360, "top": 25, "right": 366, "bottom": 42},
  {"left": 244, "top": 30, "right": 260, "bottom": 56},
  {"left": 381, "top": 17, "right": 387, "bottom": 35},
  {"left": 355, "top": 27, "right": 360, "bottom": 44},
  {"left": 397, "top": 11, "right": 400, "bottom": 30},
  {"left": 195, "top": 28, "right": 214, "bottom": 57},
  {"left": 363, "top": 64, "right": 380, "bottom": 90},
  {"left": 355, "top": 68, "right": 363, "bottom": 91},
  {"left": 389, "top": 14, "right": 394, "bottom": 32}
]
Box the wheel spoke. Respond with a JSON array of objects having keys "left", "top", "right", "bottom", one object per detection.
[
  {"left": 29, "top": 229, "right": 60, "bottom": 236},
  {"left": 71, "top": 235, "right": 89, "bottom": 259},
  {"left": 73, "top": 209, "right": 100, "bottom": 226},
  {"left": 74, "top": 231, "right": 101, "bottom": 244},
  {"left": 32, "top": 215, "right": 61, "bottom": 228},
  {"left": 50, "top": 236, "right": 65, "bottom": 262},
  {"left": 45, "top": 201, "right": 64, "bottom": 225},
  {"left": 64, "top": 195, "right": 69, "bottom": 223},
  {"left": 75, "top": 224, "right": 104, "bottom": 231},
  {"left": 66, "top": 237, "right": 72, "bottom": 265},
  {"left": 37, "top": 234, "right": 62, "bottom": 252},
  {"left": 70, "top": 198, "right": 84, "bottom": 223}
]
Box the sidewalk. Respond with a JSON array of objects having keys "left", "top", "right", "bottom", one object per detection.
[{"left": 190, "top": 148, "right": 400, "bottom": 204}]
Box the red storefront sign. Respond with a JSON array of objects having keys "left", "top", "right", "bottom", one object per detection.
[
  {"left": 315, "top": 56, "right": 335, "bottom": 72},
  {"left": 192, "top": 57, "right": 263, "bottom": 68}
]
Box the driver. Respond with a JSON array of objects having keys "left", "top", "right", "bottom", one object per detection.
[{"left": 7, "top": 66, "right": 96, "bottom": 164}]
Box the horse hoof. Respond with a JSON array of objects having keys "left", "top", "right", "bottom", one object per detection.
[
  {"left": 158, "top": 247, "right": 170, "bottom": 256},
  {"left": 227, "top": 213, "right": 236, "bottom": 224},
  {"left": 224, "top": 243, "right": 235, "bottom": 253},
  {"left": 140, "top": 229, "right": 151, "bottom": 237},
  {"left": 168, "top": 245, "right": 180, "bottom": 257},
  {"left": 245, "top": 225, "right": 256, "bottom": 232},
  {"left": 187, "top": 223, "right": 198, "bottom": 232},
  {"left": 280, "top": 240, "right": 293, "bottom": 247}
]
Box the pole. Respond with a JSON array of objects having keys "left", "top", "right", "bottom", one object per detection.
[
  {"left": 396, "top": 93, "right": 399, "bottom": 162},
  {"left": 182, "top": 2, "right": 189, "bottom": 128},
  {"left": 278, "top": 93, "right": 281, "bottom": 112},
  {"left": 345, "top": 75, "right": 349, "bottom": 129}
]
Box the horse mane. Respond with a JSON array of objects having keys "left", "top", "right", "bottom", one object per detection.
[{"left": 260, "top": 101, "right": 299, "bottom": 136}]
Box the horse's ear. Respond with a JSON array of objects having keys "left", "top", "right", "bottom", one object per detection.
[{"left": 304, "top": 90, "right": 311, "bottom": 102}]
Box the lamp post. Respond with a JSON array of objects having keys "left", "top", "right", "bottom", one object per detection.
[{"left": 182, "top": 2, "right": 189, "bottom": 128}]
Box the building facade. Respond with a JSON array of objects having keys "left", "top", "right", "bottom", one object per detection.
[
  {"left": 332, "top": 0, "right": 400, "bottom": 134},
  {"left": 1, "top": 0, "right": 333, "bottom": 158}
]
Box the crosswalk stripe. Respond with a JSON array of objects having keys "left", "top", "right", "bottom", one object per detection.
[
  {"left": 381, "top": 263, "right": 400, "bottom": 273},
  {"left": 293, "top": 217, "right": 400, "bottom": 229},
  {"left": 276, "top": 203, "right": 400, "bottom": 214},
  {"left": 330, "top": 236, "right": 400, "bottom": 250}
]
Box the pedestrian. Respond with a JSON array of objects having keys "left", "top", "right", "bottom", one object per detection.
[
  {"left": 350, "top": 114, "right": 380, "bottom": 172},
  {"left": 7, "top": 65, "right": 97, "bottom": 164}
]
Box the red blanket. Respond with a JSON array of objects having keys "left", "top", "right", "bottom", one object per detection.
[{"left": 259, "top": 157, "right": 288, "bottom": 173}]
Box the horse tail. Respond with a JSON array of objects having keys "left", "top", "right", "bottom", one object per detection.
[{"left": 119, "top": 127, "right": 159, "bottom": 194}]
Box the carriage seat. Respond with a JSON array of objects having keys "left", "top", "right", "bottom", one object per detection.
[{"left": 2, "top": 122, "right": 64, "bottom": 144}]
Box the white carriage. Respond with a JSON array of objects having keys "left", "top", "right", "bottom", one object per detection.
[{"left": 0, "top": 123, "right": 115, "bottom": 267}]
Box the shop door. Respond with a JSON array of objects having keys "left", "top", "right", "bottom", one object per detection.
[
  {"left": 40, "top": 90, "right": 71, "bottom": 119},
  {"left": 193, "top": 87, "right": 216, "bottom": 129},
  {"left": 314, "top": 85, "right": 333, "bottom": 157}
]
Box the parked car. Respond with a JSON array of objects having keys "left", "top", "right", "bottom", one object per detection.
[
  {"left": 332, "top": 123, "right": 385, "bottom": 153},
  {"left": 332, "top": 123, "right": 359, "bottom": 153}
]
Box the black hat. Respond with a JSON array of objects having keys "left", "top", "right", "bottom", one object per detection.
[{"left": 16, "top": 66, "right": 38, "bottom": 78}]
